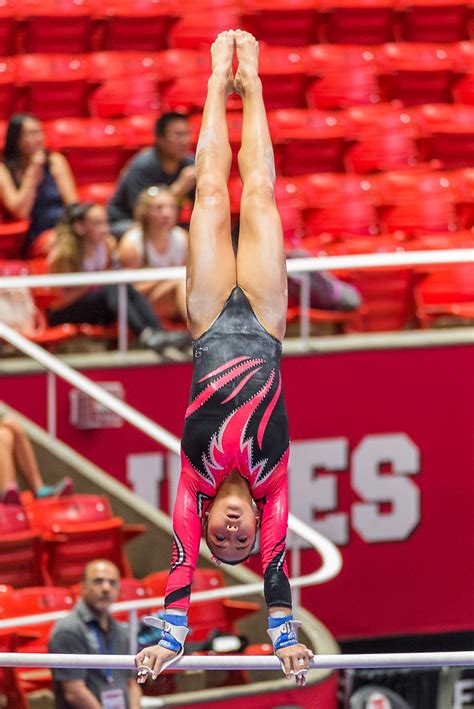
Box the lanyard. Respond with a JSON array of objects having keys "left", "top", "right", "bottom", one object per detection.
[{"left": 91, "top": 622, "right": 114, "bottom": 683}]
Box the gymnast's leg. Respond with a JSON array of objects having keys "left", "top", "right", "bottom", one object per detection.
[
  {"left": 186, "top": 30, "right": 237, "bottom": 341},
  {"left": 234, "top": 30, "right": 288, "bottom": 342}
]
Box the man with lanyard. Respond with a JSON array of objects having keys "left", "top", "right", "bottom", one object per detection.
[{"left": 49, "top": 559, "right": 141, "bottom": 709}]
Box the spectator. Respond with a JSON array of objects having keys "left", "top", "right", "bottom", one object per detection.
[
  {"left": 49, "top": 559, "right": 142, "bottom": 709},
  {"left": 0, "top": 113, "right": 77, "bottom": 257},
  {"left": 47, "top": 202, "right": 189, "bottom": 353},
  {"left": 0, "top": 415, "right": 72, "bottom": 505},
  {"left": 108, "top": 111, "right": 195, "bottom": 238},
  {"left": 287, "top": 247, "right": 362, "bottom": 312},
  {"left": 118, "top": 185, "right": 187, "bottom": 323}
]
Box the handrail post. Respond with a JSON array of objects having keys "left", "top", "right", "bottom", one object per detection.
[
  {"left": 118, "top": 283, "right": 128, "bottom": 354},
  {"left": 299, "top": 272, "right": 311, "bottom": 347},
  {"left": 47, "top": 370, "right": 56, "bottom": 438},
  {"left": 128, "top": 609, "right": 138, "bottom": 655}
]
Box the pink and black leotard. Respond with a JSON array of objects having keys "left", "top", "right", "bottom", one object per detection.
[{"left": 165, "top": 286, "right": 291, "bottom": 613}]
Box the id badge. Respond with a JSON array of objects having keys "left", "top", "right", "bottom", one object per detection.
[{"left": 100, "top": 688, "right": 126, "bottom": 709}]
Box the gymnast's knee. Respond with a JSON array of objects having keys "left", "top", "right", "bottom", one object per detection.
[{"left": 195, "top": 174, "right": 229, "bottom": 207}]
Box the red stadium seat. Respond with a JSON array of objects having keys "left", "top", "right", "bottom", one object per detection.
[
  {"left": 453, "top": 73, "right": 474, "bottom": 104},
  {"left": 17, "top": 0, "right": 95, "bottom": 54},
  {"left": 448, "top": 168, "right": 474, "bottom": 228},
  {"left": 77, "top": 181, "right": 116, "bottom": 205},
  {"left": 161, "top": 74, "right": 210, "bottom": 113},
  {"left": 411, "top": 103, "right": 474, "bottom": 169},
  {"left": 347, "top": 268, "right": 417, "bottom": 331},
  {"left": 88, "top": 50, "right": 162, "bottom": 83},
  {"left": 303, "top": 195, "right": 380, "bottom": 238},
  {"left": 379, "top": 197, "right": 458, "bottom": 236},
  {"left": 370, "top": 169, "right": 455, "bottom": 205},
  {"left": 241, "top": 0, "right": 318, "bottom": 46},
  {"left": 307, "top": 65, "right": 381, "bottom": 109},
  {"left": 15, "top": 54, "right": 90, "bottom": 120},
  {"left": 258, "top": 45, "right": 308, "bottom": 110},
  {"left": 156, "top": 48, "right": 210, "bottom": 81},
  {"left": 45, "top": 117, "right": 127, "bottom": 185},
  {"left": 0, "top": 218, "right": 29, "bottom": 259},
  {"left": 294, "top": 172, "right": 373, "bottom": 206},
  {"left": 0, "top": 0, "right": 17, "bottom": 56},
  {"left": 0, "top": 57, "right": 18, "bottom": 120},
  {"left": 305, "top": 42, "right": 379, "bottom": 72},
  {"left": 0, "top": 504, "right": 29, "bottom": 534},
  {"left": 0, "top": 529, "right": 47, "bottom": 588},
  {"left": 98, "top": 0, "right": 179, "bottom": 51},
  {"left": 452, "top": 39, "right": 474, "bottom": 74},
  {"left": 414, "top": 264, "right": 474, "bottom": 327},
  {"left": 396, "top": 0, "right": 470, "bottom": 42},
  {"left": 23, "top": 494, "right": 113, "bottom": 534},
  {"left": 0, "top": 586, "right": 75, "bottom": 652},
  {"left": 342, "top": 102, "right": 418, "bottom": 139},
  {"left": 268, "top": 108, "right": 348, "bottom": 174},
  {"left": 90, "top": 76, "right": 161, "bottom": 118},
  {"left": 44, "top": 517, "right": 133, "bottom": 586},
  {"left": 168, "top": 12, "right": 241, "bottom": 50},
  {"left": 120, "top": 113, "right": 158, "bottom": 153},
  {"left": 318, "top": 0, "right": 396, "bottom": 44},
  {"left": 345, "top": 131, "right": 420, "bottom": 174},
  {"left": 376, "top": 43, "right": 457, "bottom": 105}
]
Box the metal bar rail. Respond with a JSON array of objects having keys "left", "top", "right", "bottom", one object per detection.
[
  {"left": 0, "top": 652, "right": 473, "bottom": 671},
  {"left": 1, "top": 249, "right": 473, "bottom": 290}
]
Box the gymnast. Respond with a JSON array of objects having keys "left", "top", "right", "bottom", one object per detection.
[{"left": 135, "top": 29, "right": 314, "bottom": 685}]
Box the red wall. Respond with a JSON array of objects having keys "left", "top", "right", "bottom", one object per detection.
[{"left": 1, "top": 344, "right": 473, "bottom": 640}]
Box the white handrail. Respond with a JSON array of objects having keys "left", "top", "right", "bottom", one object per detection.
[
  {"left": 0, "top": 651, "right": 473, "bottom": 671},
  {"left": 0, "top": 248, "right": 472, "bottom": 290},
  {"left": 0, "top": 321, "right": 342, "bottom": 627}
]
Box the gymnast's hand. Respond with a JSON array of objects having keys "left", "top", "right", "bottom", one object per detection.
[
  {"left": 276, "top": 643, "right": 314, "bottom": 687},
  {"left": 135, "top": 644, "right": 178, "bottom": 683}
]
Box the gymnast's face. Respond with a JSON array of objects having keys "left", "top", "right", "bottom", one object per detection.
[{"left": 205, "top": 495, "right": 259, "bottom": 564}]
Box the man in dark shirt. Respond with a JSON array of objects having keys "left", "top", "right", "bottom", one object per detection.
[
  {"left": 108, "top": 111, "right": 196, "bottom": 237},
  {"left": 49, "top": 559, "right": 141, "bottom": 709}
]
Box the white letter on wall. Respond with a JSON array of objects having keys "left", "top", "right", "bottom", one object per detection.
[
  {"left": 352, "top": 433, "right": 420, "bottom": 542},
  {"left": 289, "top": 438, "right": 349, "bottom": 546},
  {"left": 127, "top": 452, "right": 164, "bottom": 508}
]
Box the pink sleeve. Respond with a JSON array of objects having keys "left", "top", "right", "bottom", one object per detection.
[
  {"left": 164, "top": 466, "right": 203, "bottom": 612},
  {"left": 259, "top": 451, "right": 292, "bottom": 610}
]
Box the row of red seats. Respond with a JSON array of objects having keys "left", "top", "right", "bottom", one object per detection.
[
  {"left": 0, "top": 0, "right": 472, "bottom": 55},
  {"left": 0, "top": 494, "right": 146, "bottom": 587},
  {"left": 0, "top": 41, "right": 473, "bottom": 120},
  {"left": 0, "top": 102, "right": 471, "bottom": 190}
]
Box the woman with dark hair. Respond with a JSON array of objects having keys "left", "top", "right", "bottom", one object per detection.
[
  {"left": 0, "top": 113, "right": 77, "bottom": 256},
  {"left": 47, "top": 202, "right": 189, "bottom": 353},
  {"left": 135, "top": 30, "right": 313, "bottom": 686}
]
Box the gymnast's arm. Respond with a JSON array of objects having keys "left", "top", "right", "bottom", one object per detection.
[
  {"left": 135, "top": 467, "right": 202, "bottom": 679},
  {"left": 260, "top": 459, "right": 314, "bottom": 684}
]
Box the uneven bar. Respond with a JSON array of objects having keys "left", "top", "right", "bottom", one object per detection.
[{"left": 0, "top": 652, "right": 473, "bottom": 671}]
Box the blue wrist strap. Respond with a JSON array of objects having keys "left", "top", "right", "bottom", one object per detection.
[
  {"left": 158, "top": 613, "right": 189, "bottom": 653},
  {"left": 267, "top": 614, "right": 300, "bottom": 651},
  {"left": 143, "top": 612, "right": 189, "bottom": 654}
]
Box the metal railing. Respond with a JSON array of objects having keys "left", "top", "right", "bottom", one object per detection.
[{"left": 1, "top": 248, "right": 473, "bottom": 348}]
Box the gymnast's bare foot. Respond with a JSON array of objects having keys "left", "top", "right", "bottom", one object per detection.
[
  {"left": 210, "top": 30, "right": 235, "bottom": 95},
  {"left": 234, "top": 29, "right": 260, "bottom": 97}
]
